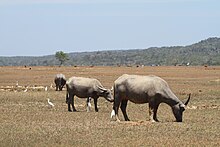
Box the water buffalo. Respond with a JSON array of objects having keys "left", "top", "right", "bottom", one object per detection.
[
  {"left": 54, "top": 74, "right": 66, "bottom": 91},
  {"left": 66, "top": 77, "right": 114, "bottom": 112},
  {"left": 111, "top": 74, "right": 191, "bottom": 122}
]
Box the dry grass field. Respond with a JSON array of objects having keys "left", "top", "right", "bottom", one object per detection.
[{"left": 0, "top": 66, "right": 220, "bottom": 146}]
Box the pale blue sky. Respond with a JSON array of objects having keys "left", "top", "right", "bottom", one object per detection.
[{"left": 0, "top": 0, "right": 219, "bottom": 56}]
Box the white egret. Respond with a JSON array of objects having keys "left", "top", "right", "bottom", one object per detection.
[
  {"left": 23, "top": 88, "right": 27, "bottom": 92},
  {"left": 111, "top": 109, "right": 115, "bottom": 118},
  {"left": 45, "top": 86, "right": 48, "bottom": 91},
  {"left": 47, "top": 98, "right": 54, "bottom": 107}
]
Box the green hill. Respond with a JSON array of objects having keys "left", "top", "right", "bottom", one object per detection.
[{"left": 1, "top": 37, "right": 220, "bottom": 66}]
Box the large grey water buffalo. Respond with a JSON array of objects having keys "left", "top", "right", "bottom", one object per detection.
[
  {"left": 111, "top": 74, "right": 191, "bottom": 122},
  {"left": 54, "top": 74, "right": 66, "bottom": 91},
  {"left": 66, "top": 77, "right": 114, "bottom": 112}
]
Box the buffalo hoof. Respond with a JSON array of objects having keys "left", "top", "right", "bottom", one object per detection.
[
  {"left": 68, "top": 109, "right": 72, "bottom": 112},
  {"left": 116, "top": 119, "right": 121, "bottom": 122},
  {"left": 115, "top": 116, "right": 120, "bottom": 122}
]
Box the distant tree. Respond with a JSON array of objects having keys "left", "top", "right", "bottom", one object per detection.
[{"left": 55, "top": 51, "right": 69, "bottom": 66}]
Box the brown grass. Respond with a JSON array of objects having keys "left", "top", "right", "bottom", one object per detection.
[{"left": 0, "top": 66, "right": 220, "bottom": 146}]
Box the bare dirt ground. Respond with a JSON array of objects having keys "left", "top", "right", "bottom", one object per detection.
[{"left": 0, "top": 66, "right": 220, "bottom": 146}]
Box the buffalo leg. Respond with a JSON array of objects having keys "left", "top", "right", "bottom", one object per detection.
[
  {"left": 71, "top": 95, "right": 77, "bottom": 111},
  {"left": 120, "top": 100, "right": 130, "bottom": 121},
  {"left": 87, "top": 97, "right": 92, "bottom": 112},
  {"left": 149, "top": 102, "right": 159, "bottom": 122},
  {"left": 113, "top": 94, "right": 121, "bottom": 122},
  {"left": 68, "top": 100, "right": 72, "bottom": 112},
  {"left": 68, "top": 94, "right": 76, "bottom": 112},
  {"left": 94, "top": 98, "right": 98, "bottom": 112},
  {"left": 153, "top": 103, "right": 160, "bottom": 122},
  {"left": 67, "top": 92, "right": 72, "bottom": 111}
]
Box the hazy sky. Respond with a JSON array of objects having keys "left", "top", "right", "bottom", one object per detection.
[{"left": 0, "top": 0, "right": 219, "bottom": 56}]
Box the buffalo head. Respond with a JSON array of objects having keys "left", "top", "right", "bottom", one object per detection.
[
  {"left": 55, "top": 74, "right": 66, "bottom": 91},
  {"left": 172, "top": 94, "right": 191, "bottom": 122},
  {"left": 98, "top": 87, "right": 114, "bottom": 102}
]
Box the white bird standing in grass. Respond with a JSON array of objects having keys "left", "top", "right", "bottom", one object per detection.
[
  {"left": 47, "top": 98, "right": 54, "bottom": 107},
  {"left": 23, "top": 88, "right": 27, "bottom": 92},
  {"left": 45, "top": 86, "right": 48, "bottom": 91},
  {"left": 111, "top": 109, "right": 115, "bottom": 118}
]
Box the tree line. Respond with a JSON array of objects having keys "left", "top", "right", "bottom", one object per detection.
[{"left": 0, "top": 37, "right": 220, "bottom": 66}]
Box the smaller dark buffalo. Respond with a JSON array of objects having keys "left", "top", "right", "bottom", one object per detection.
[
  {"left": 54, "top": 74, "right": 66, "bottom": 91},
  {"left": 66, "top": 76, "right": 114, "bottom": 112}
]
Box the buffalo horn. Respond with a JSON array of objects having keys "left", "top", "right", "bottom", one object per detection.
[
  {"left": 184, "top": 93, "right": 191, "bottom": 106},
  {"left": 98, "top": 86, "right": 107, "bottom": 92}
]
